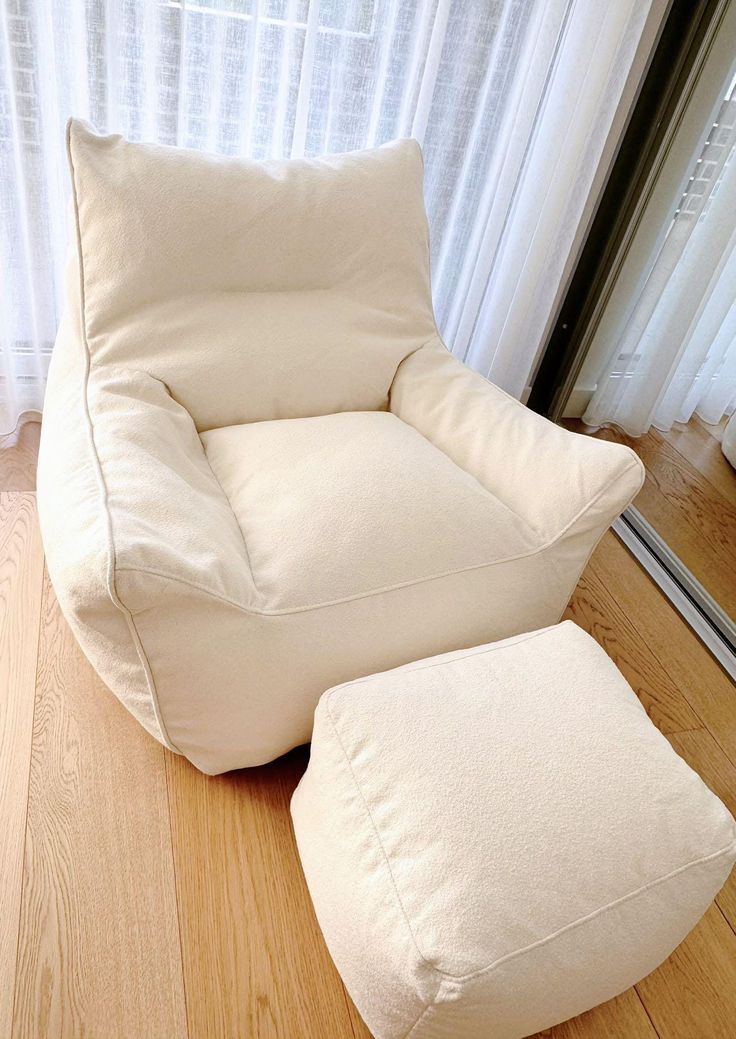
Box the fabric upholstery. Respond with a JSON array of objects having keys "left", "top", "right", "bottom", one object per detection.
[
  {"left": 38, "top": 121, "right": 644, "bottom": 772},
  {"left": 201, "top": 411, "right": 537, "bottom": 610},
  {"left": 291, "top": 621, "right": 736, "bottom": 1039},
  {"left": 63, "top": 118, "right": 435, "bottom": 431}
]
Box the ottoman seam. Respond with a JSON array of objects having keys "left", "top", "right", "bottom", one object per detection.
[
  {"left": 402, "top": 975, "right": 444, "bottom": 1039},
  {"left": 325, "top": 685, "right": 736, "bottom": 986},
  {"left": 454, "top": 837, "right": 736, "bottom": 983},
  {"left": 323, "top": 701, "right": 445, "bottom": 995}
]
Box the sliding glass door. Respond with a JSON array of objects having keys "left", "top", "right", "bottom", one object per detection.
[{"left": 543, "top": 0, "right": 736, "bottom": 670}]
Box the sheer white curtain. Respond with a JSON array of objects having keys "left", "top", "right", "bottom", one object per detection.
[
  {"left": 585, "top": 76, "right": 736, "bottom": 435},
  {"left": 0, "top": 0, "right": 653, "bottom": 434}
]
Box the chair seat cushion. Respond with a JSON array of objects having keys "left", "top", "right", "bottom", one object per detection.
[
  {"left": 291, "top": 620, "right": 736, "bottom": 1039},
  {"left": 201, "top": 411, "right": 536, "bottom": 611}
]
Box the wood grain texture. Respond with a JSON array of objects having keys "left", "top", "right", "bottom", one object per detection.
[
  {"left": 0, "top": 421, "right": 40, "bottom": 492},
  {"left": 12, "top": 571, "right": 187, "bottom": 1039},
  {"left": 166, "top": 745, "right": 359, "bottom": 1039},
  {"left": 635, "top": 904, "right": 736, "bottom": 1039},
  {"left": 662, "top": 419, "right": 736, "bottom": 508},
  {"left": 564, "top": 549, "right": 700, "bottom": 734},
  {"left": 3, "top": 430, "right": 736, "bottom": 1037},
  {"left": 343, "top": 994, "right": 373, "bottom": 1038},
  {"left": 629, "top": 441, "right": 736, "bottom": 618},
  {"left": 0, "top": 494, "right": 44, "bottom": 1037},
  {"left": 593, "top": 534, "right": 736, "bottom": 767},
  {"left": 565, "top": 420, "right": 736, "bottom": 616}
]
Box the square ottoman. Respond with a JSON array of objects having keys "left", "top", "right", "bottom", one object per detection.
[{"left": 291, "top": 621, "right": 736, "bottom": 1039}]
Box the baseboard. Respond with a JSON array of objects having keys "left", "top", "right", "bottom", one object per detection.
[{"left": 561, "top": 385, "right": 596, "bottom": 419}]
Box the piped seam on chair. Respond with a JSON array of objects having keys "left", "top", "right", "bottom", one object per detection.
[
  {"left": 548, "top": 463, "right": 646, "bottom": 626},
  {"left": 114, "top": 459, "right": 642, "bottom": 618},
  {"left": 399, "top": 412, "right": 543, "bottom": 543},
  {"left": 66, "top": 118, "right": 181, "bottom": 756}
]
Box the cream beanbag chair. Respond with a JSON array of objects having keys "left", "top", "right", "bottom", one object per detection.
[
  {"left": 38, "top": 120, "right": 644, "bottom": 773},
  {"left": 292, "top": 621, "right": 736, "bottom": 1039}
]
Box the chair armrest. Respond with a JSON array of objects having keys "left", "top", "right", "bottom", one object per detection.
[
  {"left": 87, "top": 366, "right": 254, "bottom": 607},
  {"left": 40, "top": 349, "right": 252, "bottom": 612},
  {"left": 390, "top": 339, "right": 644, "bottom": 542},
  {"left": 37, "top": 323, "right": 253, "bottom": 745}
]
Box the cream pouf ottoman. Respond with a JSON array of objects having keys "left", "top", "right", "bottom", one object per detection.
[{"left": 291, "top": 621, "right": 736, "bottom": 1039}]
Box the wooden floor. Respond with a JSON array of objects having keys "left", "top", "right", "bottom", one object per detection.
[
  {"left": 565, "top": 416, "right": 736, "bottom": 619},
  {"left": 2, "top": 419, "right": 736, "bottom": 1039}
]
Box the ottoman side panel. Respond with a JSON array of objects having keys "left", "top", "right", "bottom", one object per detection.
[
  {"left": 413, "top": 844, "right": 736, "bottom": 1039},
  {"left": 291, "top": 702, "right": 440, "bottom": 1039}
]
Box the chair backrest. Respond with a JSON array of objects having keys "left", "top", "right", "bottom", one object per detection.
[{"left": 64, "top": 120, "right": 438, "bottom": 431}]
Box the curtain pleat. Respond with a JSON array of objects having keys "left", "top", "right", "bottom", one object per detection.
[
  {"left": 0, "top": 0, "right": 652, "bottom": 433},
  {"left": 585, "top": 83, "right": 736, "bottom": 435}
]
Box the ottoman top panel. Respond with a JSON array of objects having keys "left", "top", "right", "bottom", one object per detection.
[{"left": 319, "top": 621, "right": 736, "bottom": 979}]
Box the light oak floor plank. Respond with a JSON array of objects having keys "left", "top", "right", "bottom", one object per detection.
[
  {"left": 0, "top": 494, "right": 44, "bottom": 1037},
  {"left": 635, "top": 904, "right": 736, "bottom": 1039},
  {"left": 344, "top": 994, "right": 373, "bottom": 1038},
  {"left": 593, "top": 533, "right": 736, "bottom": 767},
  {"left": 565, "top": 420, "right": 736, "bottom": 616},
  {"left": 564, "top": 554, "right": 700, "bottom": 734},
  {"left": 662, "top": 420, "right": 736, "bottom": 508},
  {"left": 12, "top": 571, "right": 188, "bottom": 1039},
  {"left": 166, "top": 745, "right": 359, "bottom": 1039},
  {"left": 0, "top": 421, "right": 40, "bottom": 492},
  {"left": 3, "top": 432, "right": 735, "bottom": 1037},
  {"left": 609, "top": 427, "right": 736, "bottom": 616}
]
